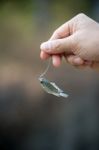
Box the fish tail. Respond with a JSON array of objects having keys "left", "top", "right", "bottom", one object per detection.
[{"left": 60, "top": 92, "right": 69, "bottom": 98}]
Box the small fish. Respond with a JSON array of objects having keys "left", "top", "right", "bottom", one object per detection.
[{"left": 39, "top": 77, "right": 68, "bottom": 98}]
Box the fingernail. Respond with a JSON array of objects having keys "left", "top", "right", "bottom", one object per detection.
[{"left": 40, "top": 42, "right": 49, "bottom": 51}]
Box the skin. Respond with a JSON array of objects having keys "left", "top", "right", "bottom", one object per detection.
[{"left": 40, "top": 13, "right": 99, "bottom": 69}]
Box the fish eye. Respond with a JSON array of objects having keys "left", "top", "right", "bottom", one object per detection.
[{"left": 40, "top": 81, "right": 43, "bottom": 84}]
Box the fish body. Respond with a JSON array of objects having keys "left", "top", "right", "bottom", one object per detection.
[{"left": 39, "top": 77, "right": 68, "bottom": 98}]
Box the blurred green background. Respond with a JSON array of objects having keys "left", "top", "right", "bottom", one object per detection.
[{"left": 0, "top": 0, "right": 99, "bottom": 150}]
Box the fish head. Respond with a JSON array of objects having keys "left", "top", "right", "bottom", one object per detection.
[{"left": 38, "top": 77, "right": 48, "bottom": 84}]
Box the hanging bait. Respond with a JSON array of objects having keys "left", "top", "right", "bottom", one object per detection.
[
  {"left": 38, "top": 59, "right": 69, "bottom": 98},
  {"left": 39, "top": 77, "right": 68, "bottom": 98}
]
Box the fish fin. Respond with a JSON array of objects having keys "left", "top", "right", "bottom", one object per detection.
[
  {"left": 60, "top": 92, "right": 69, "bottom": 98},
  {"left": 51, "top": 82, "right": 58, "bottom": 88},
  {"left": 51, "top": 82, "right": 63, "bottom": 91}
]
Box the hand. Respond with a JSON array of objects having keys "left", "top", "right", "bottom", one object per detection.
[{"left": 40, "top": 13, "right": 99, "bottom": 69}]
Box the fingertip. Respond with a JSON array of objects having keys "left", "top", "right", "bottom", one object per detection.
[
  {"left": 66, "top": 55, "right": 84, "bottom": 66},
  {"left": 73, "top": 57, "right": 84, "bottom": 65},
  {"left": 40, "top": 51, "right": 44, "bottom": 59},
  {"left": 52, "top": 55, "right": 61, "bottom": 67},
  {"left": 40, "top": 51, "right": 50, "bottom": 60},
  {"left": 40, "top": 42, "right": 46, "bottom": 51}
]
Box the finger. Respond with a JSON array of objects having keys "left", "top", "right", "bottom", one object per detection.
[
  {"left": 40, "top": 51, "right": 50, "bottom": 60},
  {"left": 52, "top": 55, "right": 62, "bottom": 67},
  {"left": 50, "top": 21, "right": 71, "bottom": 40},
  {"left": 65, "top": 55, "right": 84, "bottom": 66},
  {"left": 65, "top": 56, "right": 88, "bottom": 69},
  {"left": 40, "top": 36, "right": 74, "bottom": 55},
  {"left": 49, "top": 14, "right": 83, "bottom": 40}
]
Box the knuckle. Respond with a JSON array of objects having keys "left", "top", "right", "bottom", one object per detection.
[
  {"left": 70, "top": 34, "right": 79, "bottom": 53},
  {"left": 53, "top": 40, "right": 61, "bottom": 51},
  {"left": 56, "top": 41, "right": 61, "bottom": 50},
  {"left": 71, "top": 13, "right": 86, "bottom": 27},
  {"left": 53, "top": 30, "right": 60, "bottom": 38},
  {"left": 76, "top": 13, "right": 86, "bottom": 19}
]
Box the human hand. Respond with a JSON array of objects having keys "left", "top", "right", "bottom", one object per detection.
[{"left": 40, "top": 13, "right": 99, "bottom": 69}]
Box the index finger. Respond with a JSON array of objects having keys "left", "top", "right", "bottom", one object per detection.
[
  {"left": 50, "top": 20, "right": 71, "bottom": 40},
  {"left": 40, "top": 22, "right": 71, "bottom": 60}
]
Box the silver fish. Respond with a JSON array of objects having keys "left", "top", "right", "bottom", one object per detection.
[{"left": 39, "top": 77, "right": 68, "bottom": 98}]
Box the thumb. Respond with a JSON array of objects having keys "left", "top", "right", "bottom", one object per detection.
[{"left": 40, "top": 36, "right": 74, "bottom": 55}]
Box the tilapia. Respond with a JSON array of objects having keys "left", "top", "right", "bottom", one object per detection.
[{"left": 39, "top": 77, "right": 68, "bottom": 98}]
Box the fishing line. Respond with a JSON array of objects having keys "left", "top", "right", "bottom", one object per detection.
[{"left": 39, "top": 58, "right": 51, "bottom": 78}]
